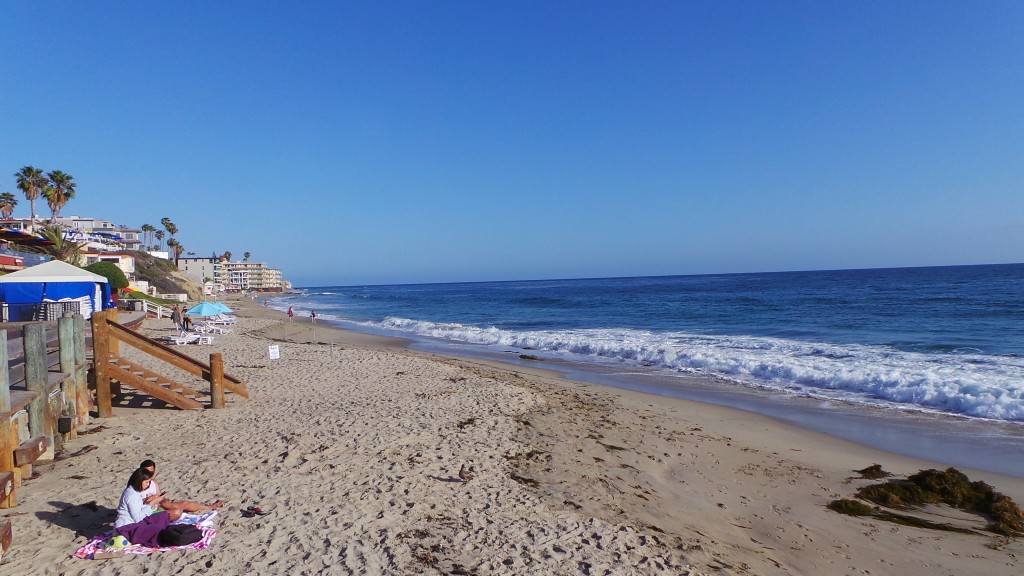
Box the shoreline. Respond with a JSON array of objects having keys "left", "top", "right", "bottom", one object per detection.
[
  {"left": 2, "top": 298, "right": 1022, "bottom": 574},
  {"left": 261, "top": 299, "right": 1024, "bottom": 479}
]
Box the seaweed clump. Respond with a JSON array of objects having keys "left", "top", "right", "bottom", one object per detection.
[
  {"left": 855, "top": 464, "right": 891, "bottom": 479},
  {"left": 829, "top": 467, "right": 1024, "bottom": 537},
  {"left": 827, "top": 499, "right": 873, "bottom": 516}
]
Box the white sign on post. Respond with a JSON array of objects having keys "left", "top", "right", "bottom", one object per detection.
[{"left": 268, "top": 344, "right": 280, "bottom": 360}]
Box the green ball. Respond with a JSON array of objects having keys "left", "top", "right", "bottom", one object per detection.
[{"left": 110, "top": 535, "right": 129, "bottom": 548}]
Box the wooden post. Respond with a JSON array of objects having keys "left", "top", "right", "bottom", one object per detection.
[
  {"left": 107, "top": 310, "right": 122, "bottom": 397},
  {"left": 73, "top": 314, "right": 89, "bottom": 425},
  {"left": 91, "top": 310, "right": 113, "bottom": 418},
  {"left": 109, "top": 309, "right": 120, "bottom": 357},
  {"left": 58, "top": 315, "right": 77, "bottom": 441},
  {"left": 23, "top": 323, "right": 49, "bottom": 438},
  {"left": 0, "top": 330, "right": 8, "bottom": 415},
  {"left": 210, "top": 353, "right": 225, "bottom": 409},
  {"left": 0, "top": 330, "right": 14, "bottom": 508}
]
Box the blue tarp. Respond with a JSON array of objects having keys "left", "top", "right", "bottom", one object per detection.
[
  {"left": 0, "top": 261, "right": 114, "bottom": 320},
  {"left": 0, "top": 281, "right": 114, "bottom": 320}
]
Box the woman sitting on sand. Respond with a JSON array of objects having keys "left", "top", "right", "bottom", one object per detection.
[
  {"left": 113, "top": 467, "right": 182, "bottom": 546},
  {"left": 138, "top": 459, "right": 223, "bottom": 515}
]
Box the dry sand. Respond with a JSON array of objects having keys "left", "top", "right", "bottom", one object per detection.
[{"left": 3, "top": 299, "right": 1023, "bottom": 575}]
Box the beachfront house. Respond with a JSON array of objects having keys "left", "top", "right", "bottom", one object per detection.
[
  {"left": 0, "top": 221, "right": 53, "bottom": 270},
  {"left": 81, "top": 251, "right": 135, "bottom": 279}
]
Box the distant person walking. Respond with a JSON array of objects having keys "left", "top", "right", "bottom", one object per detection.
[
  {"left": 287, "top": 306, "right": 294, "bottom": 321},
  {"left": 170, "top": 305, "right": 183, "bottom": 332},
  {"left": 310, "top": 310, "right": 317, "bottom": 324}
]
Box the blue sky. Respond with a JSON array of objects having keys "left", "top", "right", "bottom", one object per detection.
[{"left": 1, "top": 2, "right": 1021, "bottom": 286}]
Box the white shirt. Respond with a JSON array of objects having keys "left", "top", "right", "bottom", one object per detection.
[{"left": 114, "top": 487, "right": 154, "bottom": 528}]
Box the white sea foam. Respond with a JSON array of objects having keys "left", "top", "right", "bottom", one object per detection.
[{"left": 376, "top": 317, "right": 1024, "bottom": 421}]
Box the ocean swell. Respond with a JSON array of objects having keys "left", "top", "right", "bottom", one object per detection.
[{"left": 377, "top": 316, "right": 1024, "bottom": 421}]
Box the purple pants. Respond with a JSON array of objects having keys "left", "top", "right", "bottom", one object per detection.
[{"left": 116, "top": 511, "right": 171, "bottom": 547}]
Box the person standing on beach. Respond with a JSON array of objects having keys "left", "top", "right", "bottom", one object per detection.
[
  {"left": 310, "top": 310, "right": 317, "bottom": 324},
  {"left": 287, "top": 306, "right": 294, "bottom": 321},
  {"left": 170, "top": 305, "right": 183, "bottom": 332}
]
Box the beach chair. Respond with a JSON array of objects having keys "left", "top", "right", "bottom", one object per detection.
[
  {"left": 195, "top": 322, "right": 232, "bottom": 334},
  {"left": 207, "top": 314, "right": 237, "bottom": 325},
  {"left": 168, "top": 332, "right": 200, "bottom": 345}
]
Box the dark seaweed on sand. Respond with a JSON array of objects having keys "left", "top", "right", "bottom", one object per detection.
[
  {"left": 829, "top": 467, "right": 1024, "bottom": 537},
  {"left": 854, "top": 464, "right": 891, "bottom": 479}
]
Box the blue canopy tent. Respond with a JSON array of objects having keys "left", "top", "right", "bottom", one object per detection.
[{"left": 0, "top": 260, "right": 114, "bottom": 320}]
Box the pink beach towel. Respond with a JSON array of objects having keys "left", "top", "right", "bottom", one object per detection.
[{"left": 74, "top": 511, "right": 218, "bottom": 559}]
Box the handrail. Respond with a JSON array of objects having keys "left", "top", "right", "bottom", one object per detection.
[
  {"left": 138, "top": 300, "right": 172, "bottom": 319},
  {"left": 105, "top": 321, "right": 247, "bottom": 394},
  {"left": 90, "top": 309, "right": 248, "bottom": 417}
]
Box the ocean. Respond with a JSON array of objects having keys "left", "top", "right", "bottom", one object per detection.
[{"left": 268, "top": 264, "right": 1024, "bottom": 475}]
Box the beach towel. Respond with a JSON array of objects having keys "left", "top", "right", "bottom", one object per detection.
[{"left": 74, "top": 511, "right": 218, "bottom": 559}]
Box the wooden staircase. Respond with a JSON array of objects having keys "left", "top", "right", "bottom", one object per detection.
[
  {"left": 106, "top": 357, "right": 205, "bottom": 410},
  {"left": 91, "top": 309, "right": 248, "bottom": 414}
]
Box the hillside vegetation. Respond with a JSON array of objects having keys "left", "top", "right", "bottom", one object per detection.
[{"left": 130, "top": 251, "right": 204, "bottom": 300}]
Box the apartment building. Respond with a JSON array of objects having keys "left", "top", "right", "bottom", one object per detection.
[
  {"left": 222, "top": 260, "right": 285, "bottom": 292},
  {"left": 177, "top": 257, "right": 286, "bottom": 293},
  {"left": 177, "top": 256, "right": 222, "bottom": 285}
]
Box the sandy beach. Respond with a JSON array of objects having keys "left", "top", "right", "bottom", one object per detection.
[{"left": 2, "top": 300, "right": 1023, "bottom": 575}]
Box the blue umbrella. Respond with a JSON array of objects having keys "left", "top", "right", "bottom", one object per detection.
[
  {"left": 212, "top": 301, "right": 234, "bottom": 313},
  {"left": 185, "top": 302, "right": 222, "bottom": 316}
]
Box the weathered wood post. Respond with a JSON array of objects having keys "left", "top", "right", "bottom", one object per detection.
[
  {"left": 210, "top": 353, "right": 225, "bottom": 409},
  {"left": 110, "top": 310, "right": 120, "bottom": 357},
  {"left": 107, "top": 310, "right": 121, "bottom": 397},
  {"left": 23, "top": 323, "right": 54, "bottom": 461},
  {"left": 0, "top": 330, "right": 15, "bottom": 508},
  {"left": 73, "top": 314, "right": 89, "bottom": 425},
  {"left": 0, "top": 331, "right": 9, "bottom": 415},
  {"left": 58, "top": 314, "right": 77, "bottom": 442},
  {"left": 91, "top": 310, "right": 113, "bottom": 418}
]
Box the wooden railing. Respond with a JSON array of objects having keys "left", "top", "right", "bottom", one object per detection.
[
  {"left": 120, "top": 299, "right": 173, "bottom": 319},
  {"left": 90, "top": 309, "right": 247, "bottom": 417}
]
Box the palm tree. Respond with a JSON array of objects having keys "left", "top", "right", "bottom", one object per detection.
[
  {"left": 43, "top": 170, "right": 76, "bottom": 222},
  {"left": 167, "top": 238, "right": 185, "bottom": 260},
  {"left": 243, "top": 251, "right": 251, "bottom": 261},
  {"left": 0, "top": 192, "right": 18, "bottom": 219},
  {"left": 222, "top": 251, "right": 232, "bottom": 262},
  {"left": 160, "top": 217, "right": 178, "bottom": 244},
  {"left": 15, "top": 166, "right": 47, "bottom": 229},
  {"left": 155, "top": 230, "right": 165, "bottom": 250},
  {"left": 30, "top": 225, "right": 85, "bottom": 265},
  {"left": 141, "top": 223, "right": 155, "bottom": 251}
]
